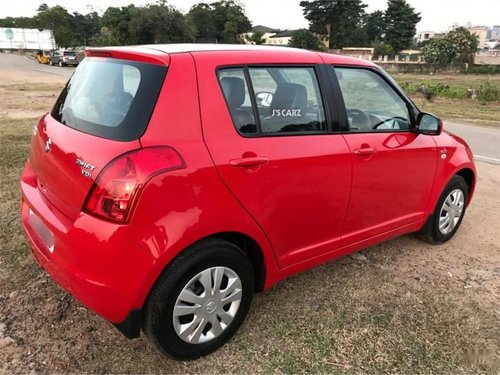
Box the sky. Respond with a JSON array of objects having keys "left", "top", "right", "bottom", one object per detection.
[{"left": 0, "top": 0, "right": 498, "bottom": 32}]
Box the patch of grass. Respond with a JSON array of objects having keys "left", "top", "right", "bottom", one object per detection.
[
  {"left": 410, "top": 97, "right": 500, "bottom": 127},
  {"left": 0, "top": 117, "right": 38, "bottom": 293},
  {"left": 393, "top": 73, "right": 500, "bottom": 89},
  {"left": 394, "top": 73, "right": 500, "bottom": 103},
  {"left": 241, "top": 267, "right": 500, "bottom": 374}
]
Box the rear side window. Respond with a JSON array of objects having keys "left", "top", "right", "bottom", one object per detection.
[
  {"left": 218, "top": 66, "right": 327, "bottom": 136},
  {"left": 52, "top": 57, "right": 167, "bottom": 141}
]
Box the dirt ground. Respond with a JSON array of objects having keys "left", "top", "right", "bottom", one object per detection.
[{"left": 0, "top": 57, "right": 499, "bottom": 373}]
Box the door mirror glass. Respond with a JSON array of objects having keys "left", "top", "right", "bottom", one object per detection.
[
  {"left": 418, "top": 113, "right": 442, "bottom": 135},
  {"left": 256, "top": 92, "right": 273, "bottom": 107}
]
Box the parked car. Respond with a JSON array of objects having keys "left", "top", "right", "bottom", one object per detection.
[
  {"left": 49, "top": 50, "right": 78, "bottom": 67},
  {"left": 20, "top": 44, "right": 476, "bottom": 360}
]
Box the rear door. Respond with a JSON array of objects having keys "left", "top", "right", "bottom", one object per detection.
[
  {"left": 196, "top": 52, "right": 352, "bottom": 268},
  {"left": 331, "top": 66, "right": 438, "bottom": 244},
  {"left": 28, "top": 56, "right": 166, "bottom": 220}
]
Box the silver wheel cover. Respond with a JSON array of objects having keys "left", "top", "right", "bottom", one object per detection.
[
  {"left": 438, "top": 188, "right": 465, "bottom": 235},
  {"left": 173, "top": 266, "right": 242, "bottom": 344}
]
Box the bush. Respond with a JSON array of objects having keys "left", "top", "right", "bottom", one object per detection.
[
  {"left": 399, "top": 81, "right": 468, "bottom": 100},
  {"left": 466, "top": 65, "right": 500, "bottom": 75},
  {"left": 477, "top": 81, "right": 500, "bottom": 103}
]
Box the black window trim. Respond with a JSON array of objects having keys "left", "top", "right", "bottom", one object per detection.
[
  {"left": 329, "top": 64, "right": 420, "bottom": 135},
  {"left": 216, "top": 63, "right": 334, "bottom": 138}
]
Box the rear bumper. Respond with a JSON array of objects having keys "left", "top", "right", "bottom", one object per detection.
[{"left": 20, "top": 161, "right": 153, "bottom": 336}]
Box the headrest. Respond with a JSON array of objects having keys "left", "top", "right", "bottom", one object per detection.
[
  {"left": 271, "top": 83, "right": 307, "bottom": 111},
  {"left": 220, "top": 77, "right": 246, "bottom": 108}
]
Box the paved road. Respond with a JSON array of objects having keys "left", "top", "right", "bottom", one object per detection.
[
  {"left": 0, "top": 52, "right": 75, "bottom": 78},
  {"left": 446, "top": 122, "right": 500, "bottom": 165},
  {"left": 0, "top": 53, "right": 498, "bottom": 164}
]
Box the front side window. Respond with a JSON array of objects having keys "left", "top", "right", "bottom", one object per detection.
[
  {"left": 218, "top": 66, "right": 327, "bottom": 135},
  {"left": 335, "top": 68, "right": 411, "bottom": 132}
]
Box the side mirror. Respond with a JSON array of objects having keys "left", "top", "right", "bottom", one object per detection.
[
  {"left": 417, "top": 112, "right": 443, "bottom": 135},
  {"left": 256, "top": 92, "right": 273, "bottom": 107}
]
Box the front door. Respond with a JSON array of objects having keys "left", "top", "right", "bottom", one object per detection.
[{"left": 333, "top": 67, "right": 438, "bottom": 244}]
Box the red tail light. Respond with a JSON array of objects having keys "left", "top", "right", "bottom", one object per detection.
[{"left": 84, "top": 147, "right": 185, "bottom": 223}]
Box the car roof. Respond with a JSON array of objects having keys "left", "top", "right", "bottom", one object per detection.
[{"left": 87, "top": 44, "right": 375, "bottom": 67}]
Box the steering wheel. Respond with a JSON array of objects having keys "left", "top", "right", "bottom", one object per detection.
[
  {"left": 347, "top": 108, "right": 371, "bottom": 130},
  {"left": 373, "top": 116, "right": 409, "bottom": 130}
]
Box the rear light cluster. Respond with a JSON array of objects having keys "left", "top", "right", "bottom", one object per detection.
[{"left": 84, "top": 147, "right": 185, "bottom": 223}]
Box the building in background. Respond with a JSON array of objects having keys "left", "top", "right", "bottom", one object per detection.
[
  {"left": 267, "top": 30, "right": 298, "bottom": 46},
  {"left": 0, "top": 28, "right": 56, "bottom": 51},
  {"left": 489, "top": 26, "right": 500, "bottom": 41},
  {"left": 416, "top": 31, "right": 437, "bottom": 44},
  {"left": 466, "top": 26, "right": 488, "bottom": 49},
  {"left": 240, "top": 25, "right": 279, "bottom": 45}
]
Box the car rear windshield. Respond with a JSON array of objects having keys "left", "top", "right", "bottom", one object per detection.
[
  {"left": 51, "top": 57, "right": 167, "bottom": 141},
  {"left": 63, "top": 51, "right": 76, "bottom": 56}
]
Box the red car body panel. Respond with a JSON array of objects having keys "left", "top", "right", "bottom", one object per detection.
[
  {"left": 194, "top": 51, "right": 352, "bottom": 268},
  {"left": 20, "top": 45, "right": 476, "bottom": 330},
  {"left": 339, "top": 132, "right": 438, "bottom": 244}
]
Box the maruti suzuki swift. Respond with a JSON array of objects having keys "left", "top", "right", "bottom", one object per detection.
[{"left": 20, "top": 44, "right": 476, "bottom": 359}]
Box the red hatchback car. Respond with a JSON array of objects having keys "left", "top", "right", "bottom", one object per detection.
[{"left": 20, "top": 44, "right": 476, "bottom": 359}]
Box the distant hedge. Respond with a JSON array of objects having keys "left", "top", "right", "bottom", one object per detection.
[{"left": 466, "top": 65, "right": 500, "bottom": 75}]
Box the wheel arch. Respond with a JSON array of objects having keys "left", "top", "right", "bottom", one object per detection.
[
  {"left": 150, "top": 231, "right": 267, "bottom": 296},
  {"left": 455, "top": 167, "right": 475, "bottom": 204},
  {"left": 212, "top": 231, "right": 266, "bottom": 292}
]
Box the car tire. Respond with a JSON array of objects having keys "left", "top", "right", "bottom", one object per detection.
[
  {"left": 419, "top": 175, "right": 468, "bottom": 244},
  {"left": 58, "top": 61, "right": 63, "bottom": 67},
  {"left": 143, "top": 238, "right": 255, "bottom": 360},
  {"left": 49, "top": 60, "right": 53, "bottom": 66}
]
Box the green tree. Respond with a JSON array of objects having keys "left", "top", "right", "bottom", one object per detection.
[
  {"left": 371, "top": 40, "right": 394, "bottom": 58},
  {"left": 71, "top": 11, "right": 100, "bottom": 46},
  {"left": 384, "top": 0, "right": 421, "bottom": 52},
  {"left": 187, "top": 3, "right": 217, "bottom": 41},
  {"left": 33, "top": 5, "right": 73, "bottom": 47},
  {"left": 421, "top": 28, "right": 478, "bottom": 65},
  {"left": 92, "top": 26, "right": 119, "bottom": 46},
  {"left": 37, "top": 3, "right": 49, "bottom": 12},
  {"left": 128, "top": 3, "right": 194, "bottom": 44},
  {"left": 300, "top": 0, "right": 367, "bottom": 49},
  {"left": 446, "top": 27, "right": 479, "bottom": 65},
  {"left": 246, "top": 31, "right": 266, "bottom": 45},
  {"left": 211, "top": 0, "right": 252, "bottom": 43},
  {"left": 187, "top": 1, "right": 251, "bottom": 43},
  {"left": 421, "top": 38, "right": 458, "bottom": 64},
  {"left": 99, "top": 5, "right": 136, "bottom": 45},
  {"left": 364, "top": 10, "right": 385, "bottom": 42},
  {"left": 289, "top": 29, "right": 323, "bottom": 50},
  {"left": 0, "top": 17, "right": 35, "bottom": 28}
]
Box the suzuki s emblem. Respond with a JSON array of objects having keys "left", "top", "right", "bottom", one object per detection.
[{"left": 44, "top": 138, "right": 52, "bottom": 152}]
